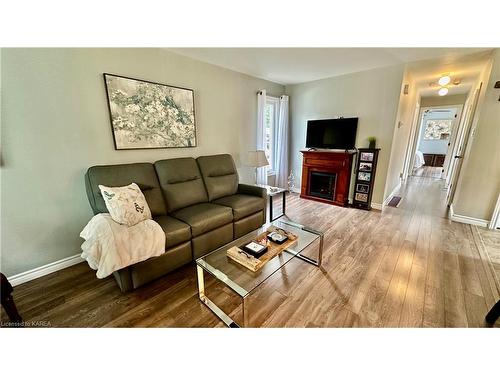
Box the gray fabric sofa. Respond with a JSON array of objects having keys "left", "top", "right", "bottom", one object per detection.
[{"left": 84, "top": 154, "right": 266, "bottom": 292}]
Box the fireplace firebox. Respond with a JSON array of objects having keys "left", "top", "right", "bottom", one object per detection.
[
  {"left": 300, "top": 150, "right": 355, "bottom": 207},
  {"left": 309, "top": 172, "right": 336, "bottom": 200}
]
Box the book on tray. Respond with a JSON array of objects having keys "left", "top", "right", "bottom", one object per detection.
[{"left": 240, "top": 241, "right": 268, "bottom": 258}]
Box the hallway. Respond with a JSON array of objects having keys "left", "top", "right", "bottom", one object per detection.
[
  {"left": 399, "top": 166, "right": 449, "bottom": 217},
  {"left": 413, "top": 166, "right": 443, "bottom": 180}
]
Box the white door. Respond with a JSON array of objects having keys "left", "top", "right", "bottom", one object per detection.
[
  {"left": 446, "top": 85, "right": 482, "bottom": 206},
  {"left": 402, "top": 103, "right": 421, "bottom": 180},
  {"left": 442, "top": 106, "right": 463, "bottom": 181}
]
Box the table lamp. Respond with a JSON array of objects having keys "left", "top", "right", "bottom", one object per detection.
[{"left": 247, "top": 150, "right": 269, "bottom": 184}]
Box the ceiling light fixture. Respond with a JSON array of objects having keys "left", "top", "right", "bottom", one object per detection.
[
  {"left": 438, "top": 75, "right": 451, "bottom": 86},
  {"left": 438, "top": 87, "right": 449, "bottom": 96}
]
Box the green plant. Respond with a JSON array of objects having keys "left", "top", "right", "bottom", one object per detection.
[{"left": 368, "top": 136, "right": 376, "bottom": 143}]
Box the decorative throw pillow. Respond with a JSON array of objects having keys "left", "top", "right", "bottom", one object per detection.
[{"left": 98, "top": 183, "right": 152, "bottom": 226}]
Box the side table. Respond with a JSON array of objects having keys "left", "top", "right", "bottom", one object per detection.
[{"left": 258, "top": 184, "right": 288, "bottom": 222}]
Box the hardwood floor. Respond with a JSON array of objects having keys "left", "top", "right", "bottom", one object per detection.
[
  {"left": 477, "top": 227, "right": 500, "bottom": 286},
  {"left": 2, "top": 174, "right": 499, "bottom": 327},
  {"left": 413, "top": 166, "right": 443, "bottom": 179}
]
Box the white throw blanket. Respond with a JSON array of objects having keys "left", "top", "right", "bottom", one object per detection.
[
  {"left": 414, "top": 150, "right": 425, "bottom": 169},
  {"left": 80, "top": 213, "right": 165, "bottom": 279}
]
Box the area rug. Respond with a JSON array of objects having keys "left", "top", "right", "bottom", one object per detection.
[{"left": 387, "top": 196, "right": 402, "bottom": 207}]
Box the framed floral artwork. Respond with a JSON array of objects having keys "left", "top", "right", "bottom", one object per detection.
[
  {"left": 424, "top": 119, "right": 452, "bottom": 140},
  {"left": 103, "top": 73, "right": 196, "bottom": 149}
]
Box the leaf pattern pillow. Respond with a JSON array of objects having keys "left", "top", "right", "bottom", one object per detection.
[{"left": 98, "top": 183, "right": 152, "bottom": 226}]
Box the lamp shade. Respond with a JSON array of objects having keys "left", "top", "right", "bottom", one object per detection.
[{"left": 247, "top": 150, "right": 269, "bottom": 167}]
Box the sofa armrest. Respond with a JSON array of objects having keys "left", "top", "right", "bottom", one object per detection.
[
  {"left": 238, "top": 183, "right": 267, "bottom": 199},
  {"left": 238, "top": 184, "right": 267, "bottom": 224}
]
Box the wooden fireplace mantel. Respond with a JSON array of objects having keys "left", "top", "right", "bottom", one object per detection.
[{"left": 300, "top": 150, "right": 356, "bottom": 207}]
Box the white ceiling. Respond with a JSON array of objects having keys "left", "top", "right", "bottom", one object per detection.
[
  {"left": 406, "top": 50, "right": 492, "bottom": 97},
  {"left": 169, "top": 48, "right": 491, "bottom": 85}
]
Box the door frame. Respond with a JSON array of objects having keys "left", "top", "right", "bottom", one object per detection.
[
  {"left": 401, "top": 102, "right": 421, "bottom": 181},
  {"left": 402, "top": 104, "right": 463, "bottom": 180},
  {"left": 490, "top": 193, "right": 500, "bottom": 230},
  {"left": 441, "top": 104, "right": 464, "bottom": 183}
]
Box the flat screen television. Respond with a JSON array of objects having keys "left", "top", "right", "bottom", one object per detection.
[{"left": 305, "top": 117, "right": 358, "bottom": 150}]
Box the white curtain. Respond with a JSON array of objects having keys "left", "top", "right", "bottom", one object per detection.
[
  {"left": 275, "top": 95, "right": 289, "bottom": 188},
  {"left": 256, "top": 89, "right": 268, "bottom": 185}
]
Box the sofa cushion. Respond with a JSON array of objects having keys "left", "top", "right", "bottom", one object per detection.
[
  {"left": 213, "top": 194, "right": 265, "bottom": 221},
  {"left": 154, "top": 215, "right": 191, "bottom": 249},
  {"left": 172, "top": 203, "right": 233, "bottom": 237},
  {"left": 155, "top": 158, "right": 208, "bottom": 213},
  {"left": 85, "top": 163, "right": 167, "bottom": 216},
  {"left": 197, "top": 154, "right": 238, "bottom": 201},
  {"left": 234, "top": 211, "right": 265, "bottom": 238}
]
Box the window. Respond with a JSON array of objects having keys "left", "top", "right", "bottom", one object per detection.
[
  {"left": 264, "top": 97, "right": 279, "bottom": 174},
  {"left": 424, "top": 119, "right": 452, "bottom": 140}
]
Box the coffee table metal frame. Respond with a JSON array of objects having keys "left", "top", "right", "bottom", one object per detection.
[{"left": 196, "top": 220, "right": 323, "bottom": 327}]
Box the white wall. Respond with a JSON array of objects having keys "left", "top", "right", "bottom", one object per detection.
[
  {"left": 286, "top": 64, "right": 405, "bottom": 204},
  {"left": 417, "top": 109, "right": 457, "bottom": 155},
  {"left": 0, "top": 48, "right": 284, "bottom": 276},
  {"left": 384, "top": 69, "right": 418, "bottom": 199},
  {"left": 420, "top": 94, "right": 467, "bottom": 108}
]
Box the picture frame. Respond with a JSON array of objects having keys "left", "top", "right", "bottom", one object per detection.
[
  {"left": 356, "top": 183, "right": 370, "bottom": 193},
  {"left": 360, "top": 152, "right": 374, "bottom": 162},
  {"left": 358, "top": 172, "right": 371, "bottom": 181},
  {"left": 103, "top": 73, "right": 196, "bottom": 150},
  {"left": 424, "top": 119, "right": 453, "bottom": 141},
  {"left": 355, "top": 193, "right": 368, "bottom": 202},
  {"left": 359, "top": 162, "right": 372, "bottom": 172}
]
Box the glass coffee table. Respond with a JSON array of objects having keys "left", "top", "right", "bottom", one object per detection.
[{"left": 196, "top": 219, "right": 323, "bottom": 327}]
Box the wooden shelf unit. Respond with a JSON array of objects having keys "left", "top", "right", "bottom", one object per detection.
[{"left": 352, "top": 148, "right": 380, "bottom": 210}]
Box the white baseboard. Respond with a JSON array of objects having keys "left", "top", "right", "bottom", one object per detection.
[
  {"left": 8, "top": 254, "right": 84, "bottom": 287},
  {"left": 449, "top": 204, "right": 489, "bottom": 228},
  {"left": 383, "top": 182, "right": 402, "bottom": 207}
]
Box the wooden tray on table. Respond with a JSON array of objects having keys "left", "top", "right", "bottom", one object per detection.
[{"left": 227, "top": 226, "right": 298, "bottom": 272}]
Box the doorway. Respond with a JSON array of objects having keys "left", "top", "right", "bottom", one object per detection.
[{"left": 410, "top": 105, "right": 463, "bottom": 180}]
